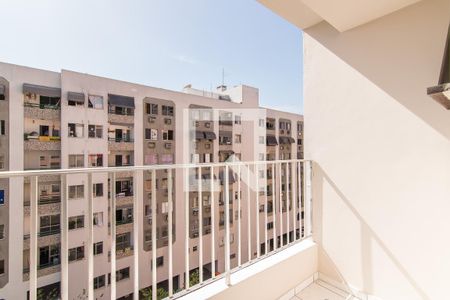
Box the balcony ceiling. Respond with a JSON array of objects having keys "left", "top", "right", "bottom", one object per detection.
[{"left": 258, "top": 0, "right": 422, "bottom": 32}]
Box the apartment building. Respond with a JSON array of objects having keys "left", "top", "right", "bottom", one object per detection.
[{"left": 0, "top": 61, "right": 303, "bottom": 299}]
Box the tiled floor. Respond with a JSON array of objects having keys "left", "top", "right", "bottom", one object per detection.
[{"left": 290, "top": 282, "right": 357, "bottom": 300}]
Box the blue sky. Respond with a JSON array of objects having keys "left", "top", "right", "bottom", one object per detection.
[{"left": 0, "top": 0, "right": 303, "bottom": 114}]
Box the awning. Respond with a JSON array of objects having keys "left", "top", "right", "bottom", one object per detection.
[
  {"left": 266, "top": 135, "right": 278, "bottom": 146},
  {"left": 219, "top": 170, "right": 236, "bottom": 185},
  {"left": 108, "top": 94, "right": 135, "bottom": 108},
  {"left": 67, "top": 91, "right": 85, "bottom": 103},
  {"left": 23, "top": 83, "right": 61, "bottom": 97},
  {"left": 219, "top": 131, "right": 232, "bottom": 138},
  {"left": 219, "top": 150, "right": 235, "bottom": 155},
  {"left": 195, "top": 130, "right": 205, "bottom": 140},
  {"left": 204, "top": 131, "right": 216, "bottom": 140},
  {"left": 0, "top": 85, "right": 5, "bottom": 95},
  {"left": 279, "top": 136, "right": 295, "bottom": 144}
]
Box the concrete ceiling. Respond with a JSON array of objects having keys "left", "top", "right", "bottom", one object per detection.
[{"left": 258, "top": 0, "right": 422, "bottom": 32}]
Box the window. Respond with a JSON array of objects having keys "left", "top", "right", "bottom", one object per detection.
[
  {"left": 68, "top": 246, "right": 84, "bottom": 262},
  {"left": 160, "top": 154, "right": 173, "bottom": 164},
  {"left": 203, "top": 153, "right": 211, "bottom": 163},
  {"left": 93, "top": 183, "right": 103, "bottom": 197},
  {"left": 146, "top": 103, "right": 158, "bottom": 115},
  {"left": 94, "top": 241, "right": 103, "bottom": 255},
  {"left": 68, "top": 185, "right": 84, "bottom": 199},
  {"left": 235, "top": 134, "right": 241, "bottom": 144},
  {"left": 68, "top": 123, "right": 84, "bottom": 138},
  {"left": 93, "top": 212, "right": 103, "bottom": 226},
  {"left": 68, "top": 215, "right": 84, "bottom": 230},
  {"left": 39, "top": 244, "right": 60, "bottom": 269},
  {"left": 259, "top": 136, "right": 265, "bottom": 144},
  {"left": 0, "top": 224, "right": 4, "bottom": 240},
  {"left": 88, "top": 154, "right": 103, "bottom": 167},
  {"left": 145, "top": 128, "right": 158, "bottom": 140},
  {"left": 0, "top": 156, "right": 4, "bottom": 170},
  {"left": 88, "top": 95, "right": 103, "bottom": 109},
  {"left": 88, "top": 125, "right": 102, "bottom": 138},
  {"left": 235, "top": 115, "right": 241, "bottom": 124},
  {"left": 0, "top": 190, "right": 4, "bottom": 205},
  {"left": 162, "top": 105, "right": 174, "bottom": 116},
  {"left": 40, "top": 214, "right": 60, "bottom": 235},
  {"left": 116, "top": 267, "right": 130, "bottom": 282},
  {"left": 162, "top": 130, "right": 174, "bottom": 141},
  {"left": 164, "top": 118, "right": 172, "bottom": 125},
  {"left": 156, "top": 256, "right": 164, "bottom": 267},
  {"left": 191, "top": 154, "right": 200, "bottom": 163},
  {"left": 205, "top": 143, "right": 211, "bottom": 149},
  {"left": 116, "top": 232, "right": 132, "bottom": 251},
  {"left": 0, "top": 120, "right": 5, "bottom": 135},
  {"left": 69, "top": 155, "right": 84, "bottom": 168},
  {"left": 259, "top": 119, "right": 265, "bottom": 127},
  {"left": 39, "top": 96, "right": 60, "bottom": 107},
  {"left": 144, "top": 154, "right": 158, "bottom": 165},
  {"left": 0, "top": 260, "right": 4, "bottom": 275},
  {"left": 160, "top": 202, "right": 169, "bottom": 214},
  {"left": 94, "top": 275, "right": 106, "bottom": 289}
]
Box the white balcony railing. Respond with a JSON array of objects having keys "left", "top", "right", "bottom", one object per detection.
[{"left": 0, "top": 159, "right": 312, "bottom": 300}]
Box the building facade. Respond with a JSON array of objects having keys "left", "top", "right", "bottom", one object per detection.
[{"left": 0, "top": 62, "right": 303, "bottom": 299}]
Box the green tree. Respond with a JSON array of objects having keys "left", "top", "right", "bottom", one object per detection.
[{"left": 189, "top": 269, "right": 200, "bottom": 286}]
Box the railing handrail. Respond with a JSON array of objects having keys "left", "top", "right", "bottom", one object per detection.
[{"left": 0, "top": 159, "right": 311, "bottom": 179}]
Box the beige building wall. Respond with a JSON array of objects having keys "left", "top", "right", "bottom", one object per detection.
[{"left": 300, "top": 0, "right": 450, "bottom": 299}]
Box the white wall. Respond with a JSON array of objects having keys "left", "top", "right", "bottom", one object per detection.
[{"left": 304, "top": 0, "right": 450, "bottom": 299}]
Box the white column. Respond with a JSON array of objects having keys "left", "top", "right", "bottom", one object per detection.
[
  {"left": 110, "top": 173, "right": 117, "bottom": 300},
  {"left": 184, "top": 168, "right": 190, "bottom": 289},
  {"left": 237, "top": 164, "right": 241, "bottom": 266},
  {"left": 61, "top": 174, "right": 69, "bottom": 300},
  {"left": 29, "top": 176, "right": 38, "bottom": 300},
  {"left": 168, "top": 169, "right": 174, "bottom": 297},
  {"left": 87, "top": 173, "right": 94, "bottom": 300},
  {"left": 271, "top": 163, "right": 277, "bottom": 251},
  {"left": 198, "top": 167, "right": 203, "bottom": 283},
  {"left": 224, "top": 166, "right": 231, "bottom": 286},
  {"left": 133, "top": 170, "right": 140, "bottom": 300},
  {"left": 255, "top": 164, "right": 260, "bottom": 258},
  {"left": 210, "top": 166, "right": 216, "bottom": 279},
  {"left": 151, "top": 170, "right": 157, "bottom": 300},
  {"left": 286, "top": 163, "right": 290, "bottom": 244}
]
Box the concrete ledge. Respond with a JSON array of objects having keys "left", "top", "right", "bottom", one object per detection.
[{"left": 179, "top": 238, "right": 317, "bottom": 300}]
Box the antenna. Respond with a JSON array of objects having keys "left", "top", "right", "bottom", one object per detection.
[{"left": 222, "top": 68, "right": 225, "bottom": 86}]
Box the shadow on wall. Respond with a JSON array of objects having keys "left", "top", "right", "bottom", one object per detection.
[
  {"left": 312, "top": 162, "right": 430, "bottom": 300},
  {"left": 304, "top": 0, "right": 450, "bottom": 141}
]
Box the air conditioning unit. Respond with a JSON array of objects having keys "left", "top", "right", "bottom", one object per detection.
[
  {"left": 280, "top": 129, "right": 285, "bottom": 134},
  {"left": 164, "top": 143, "right": 172, "bottom": 149},
  {"left": 148, "top": 116, "right": 156, "bottom": 123}
]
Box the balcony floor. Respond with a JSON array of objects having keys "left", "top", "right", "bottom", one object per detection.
[{"left": 290, "top": 282, "right": 357, "bottom": 300}]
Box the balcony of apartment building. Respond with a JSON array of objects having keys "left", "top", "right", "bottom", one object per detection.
[
  {"left": 23, "top": 84, "right": 61, "bottom": 120},
  {"left": 23, "top": 181, "right": 61, "bottom": 215},
  {"left": 108, "top": 94, "right": 135, "bottom": 124},
  {"left": 108, "top": 125, "right": 134, "bottom": 151},
  {"left": 24, "top": 121, "right": 61, "bottom": 151},
  {"left": 114, "top": 178, "right": 134, "bottom": 206}
]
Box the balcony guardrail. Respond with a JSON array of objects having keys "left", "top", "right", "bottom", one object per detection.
[
  {"left": 0, "top": 158, "right": 312, "bottom": 300},
  {"left": 108, "top": 107, "right": 134, "bottom": 116},
  {"left": 24, "top": 102, "right": 60, "bottom": 110},
  {"left": 108, "top": 137, "right": 134, "bottom": 143}
]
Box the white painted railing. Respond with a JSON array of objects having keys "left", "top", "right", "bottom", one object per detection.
[{"left": 0, "top": 159, "right": 312, "bottom": 300}]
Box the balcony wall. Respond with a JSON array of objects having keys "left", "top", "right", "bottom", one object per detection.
[
  {"left": 24, "top": 139, "right": 61, "bottom": 151},
  {"left": 302, "top": 0, "right": 450, "bottom": 299},
  {"left": 24, "top": 106, "right": 60, "bottom": 120}
]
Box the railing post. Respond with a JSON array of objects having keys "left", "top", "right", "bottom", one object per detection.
[
  {"left": 151, "top": 170, "right": 157, "bottom": 300},
  {"left": 255, "top": 164, "right": 260, "bottom": 258},
  {"left": 305, "top": 161, "right": 312, "bottom": 236},
  {"left": 224, "top": 165, "right": 231, "bottom": 286},
  {"left": 278, "top": 162, "right": 283, "bottom": 247},
  {"left": 237, "top": 164, "right": 241, "bottom": 266},
  {"left": 61, "top": 174, "right": 69, "bottom": 300},
  {"left": 198, "top": 166, "right": 203, "bottom": 284},
  {"left": 286, "top": 163, "right": 290, "bottom": 244},
  {"left": 246, "top": 163, "right": 251, "bottom": 262},
  {"left": 29, "top": 176, "right": 38, "bottom": 300},
  {"left": 168, "top": 169, "right": 174, "bottom": 297},
  {"left": 110, "top": 172, "right": 117, "bottom": 300},
  {"left": 264, "top": 162, "right": 268, "bottom": 254},
  {"left": 272, "top": 163, "right": 277, "bottom": 251},
  {"left": 210, "top": 166, "right": 216, "bottom": 279},
  {"left": 87, "top": 173, "right": 94, "bottom": 300},
  {"left": 133, "top": 170, "right": 140, "bottom": 300},
  {"left": 291, "top": 161, "right": 297, "bottom": 241},
  {"left": 184, "top": 167, "right": 190, "bottom": 290}
]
